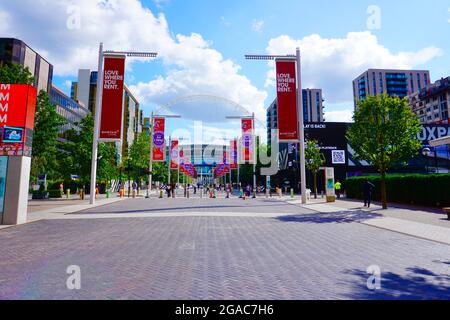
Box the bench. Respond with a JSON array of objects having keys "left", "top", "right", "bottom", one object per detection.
[{"left": 443, "top": 208, "right": 450, "bottom": 221}]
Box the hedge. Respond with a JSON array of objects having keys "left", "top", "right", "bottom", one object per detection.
[
  {"left": 48, "top": 190, "right": 63, "bottom": 199},
  {"left": 345, "top": 174, "right": 450, "bottom": 207}
]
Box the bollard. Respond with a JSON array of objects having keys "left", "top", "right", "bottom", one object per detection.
[
  {"left": 66, "top": 189, "right": 70, "bottom": 200},
  {"left": 159, "top": 190, "right": 163, "bottom": 198},
  {"left": 239, "top": 190, "right": 243, "bottom": 199},
  {"left": 200, "top": 188, "right": 203, "bottom": 198},
  {"left": 213, "top": 190, "right": 216, "bottom": 199},
  {"left": 120, "top": 189, "right": 124, "bottom": 198},
  {"left": 291, "top": 188, "right": 294, "bottom": 198},
  {"left": 106, "top": 191, "right": 110, "bottom": 199},
  {"left": 243, "top": 192, "right": 246, "bottom": 200},
  {"left": 187, "top": 190, "right": 190, "bottom": 199},
  {"left": 210, "top": 191, "right": 213, "bottom": 199}
]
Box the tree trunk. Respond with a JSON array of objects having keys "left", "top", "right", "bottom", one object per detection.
[
  {"left": 380, "top": 170, "right": 387, "bottom": 209},
  {"left": 313, "top": 172, "right": 317, "bottom": 199}
]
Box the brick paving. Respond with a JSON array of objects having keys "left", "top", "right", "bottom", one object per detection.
[{"left": 0, "top": 197, "right": 449, "bottom": 300}]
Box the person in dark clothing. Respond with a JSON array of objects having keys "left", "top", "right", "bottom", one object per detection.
[{"left": 363, "top": 180, "right": 375, "bottom": 208}]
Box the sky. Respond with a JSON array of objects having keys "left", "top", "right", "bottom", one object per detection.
[{"left": 1, "top": 0, "right": 449, "bottom": 142}]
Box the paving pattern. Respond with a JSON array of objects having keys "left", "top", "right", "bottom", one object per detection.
[{"left": 0, "top": 197, "right": 449, "bottom": 300}]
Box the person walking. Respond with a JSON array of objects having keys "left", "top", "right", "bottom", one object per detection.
[
  {"left": 363, "top": 180, "right": 375, "bottom": 208},
  {"left": 335, "top": 181, "right": 342, "bottom": 199},
  {"left": 132, "top": 181, "right": 138, "bottom": 199}
]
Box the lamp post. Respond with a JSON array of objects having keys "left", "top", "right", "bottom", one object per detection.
[
  {"left": 226, "top": 114, "right": 257, "bottom": 198},
  {"left": 90, "top": 43, "right": 157, "bottom": 205},
  {"left": 422, "top": 147, "right": 431, "bottom": 173},
  {"left": 146, "top": 113, "right": 181, "bottom": 198},
  {"left": 245, "top": 48, "right": 307, "bottom": 204}
]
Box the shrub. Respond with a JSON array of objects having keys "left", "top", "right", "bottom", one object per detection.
[
  {"left": 345, "top": 174, "right": 450, "bottom": 207},
  {"left": 48, "top": 190, "right": 63, "bottom": 199}
]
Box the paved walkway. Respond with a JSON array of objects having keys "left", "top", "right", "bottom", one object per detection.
[{"left": 0, "top": 196, "right": 448, "bottom": 300}]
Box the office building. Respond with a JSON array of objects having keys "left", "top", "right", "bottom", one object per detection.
[
  {"left": 267, "top": 88, "right": 324, "bottom": 144},
  {"left": 352, "top": 69, "right": 430, "bottom": 108},
  {"left": 49, "top": 85, "right": 90, "bottom": 140},
  {"left": 409, "top": 76, "right": 450, "bottom": 124},
  {"left": 0, "top": 38, "right": 53, "bottom": 92}
]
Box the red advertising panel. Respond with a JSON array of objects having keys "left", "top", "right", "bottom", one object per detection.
[
  {"left": 230, "top": 139, "right": 238, "bottom": 169},
  {"left": 170, "top": 139, "right": 179, "bottom": 169},
  {"left": 152, "top": 117, "right": 166, "bottom": 162},
  {"left": 99, "top": 55, "right": 126, "bottom": 140},
  {"left": 241, "top": 119, "right": 254, "bottom": 163},
  {"left": 0, "top": 84, "right": 37, "bottom": 156},
  {"left": 276, "top": 60, "right": 299, "bottom": 141}
]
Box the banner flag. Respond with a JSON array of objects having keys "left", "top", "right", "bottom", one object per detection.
[
  {"left": 152, "top": 117, "right": 166, "bottom": 162},
  {"left": 230, "top": 139, "right": 238, "bottom": 169},
  {"left": 241, "top": 119, "right": 254, "bottom": 164},
  {"left": 170, "top": 140, "right": 179, "bottom": 169},
  {"left": 276, "top": 60, "right": 299, "bottom": 141},
  {"left": 99, "top": 55, "right": 126, "bottom": 141}
]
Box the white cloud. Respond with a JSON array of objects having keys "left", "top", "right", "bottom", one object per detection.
[
  {"left": 324, "top": 109, "right": 354, "bottom": 123},
  {"left": 252, "top": 19, "right": 264, "bottom": 33},
  {"left": 265, "top": 32, "right": 442, "bottom": 104},
  {"left": 0, "top": 0, "right": 267, "bottom": 124}
]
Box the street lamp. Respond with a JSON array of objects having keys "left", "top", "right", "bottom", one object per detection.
[
  {"left": 146, "top": 113, "right": 181, "bottom": 198},
  {"left": 245, "top": 48, "right": 307, "bottom": 204},
  {"left": 226, "top": 114, "right": 257, "bottom": 198},
  {"left": 90, "top": 43, "right": 158, "bottom": 205},
  {"left": 422, "top": 147, "right": 431, "bottom": 173}
]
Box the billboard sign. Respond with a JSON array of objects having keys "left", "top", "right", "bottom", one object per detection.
[
  {"left": 276, "top": 60, "right": 299, "bottom": 141},
  {"left": 99, "top": 55, "right": 126, "bottom": 141},
  {"left": 152, "top": 117, "right": 166, "bottom": 162},
  {"left": 0, "top": 84, "right": 37, "bottom": 156}
]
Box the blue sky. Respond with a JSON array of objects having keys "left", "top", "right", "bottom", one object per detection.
[{"left": 1, "top": 0, "right": 449, "bottom": 141}]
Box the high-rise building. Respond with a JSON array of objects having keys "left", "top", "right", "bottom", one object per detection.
[
  {"left": 408, "top": 76, "right": 450, "bottom": 124},
  {"left": 71, "top": 69, "right": 143, "bottom": 160},
  {"left": 0, "top": 38, "right": 53, "bottom": 93},
  {"left": 352, "top": 69, "right": 430, "bottom": 108},
  {"left": 267, "top": 89, "right": 324, "bottom": 145}
]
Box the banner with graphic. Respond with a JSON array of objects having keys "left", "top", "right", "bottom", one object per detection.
[
  {"left": 276, "top": 60, "right": 299, "bottom": 142},
  {"left": 0, "top": 84, "right": 37, "bottom": 156},
  {"left": 241, "top": 119, "right": 254, "bottom": 164},
  {"left": 99, "top": 55, "right": 126, "bottom": 141},
  {"left": 230, "top": 139, "right": 238, "bottom": 169},
  {"left": 170, "top": 140, "right": 179, "bottom": 169},
  {"left": 152, "top": 117, "right": 166, "bottom": 162},
  {"left": 214, "top": 163, "right": 227, "bottom": 178},
  {"left": 223, "top": 151, "right": 230, "bottom": 173}
]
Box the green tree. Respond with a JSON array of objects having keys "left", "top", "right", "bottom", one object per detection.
[
  {"left": 305, "top": 139, "right": 326, "bottom": 198},
  {"left": 0, "top": 62, "right": 34, "bottom": 85},
  {"left": 60, "top": 114, "right": 118, "bottom": 193},
  {"left": 31, "top": 90, "right": 67, "bottom": 182},
  {"left": 129, "top": 132, "right": 151, "bottom": 183},
  {"left": 347, "top": 95, "right": 422, "bottom": 209}
]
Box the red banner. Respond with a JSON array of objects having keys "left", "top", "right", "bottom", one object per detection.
[
  {"left": 276, "top": 60, "right": 299, "bottom": 141},
  {"left": 170, "top": 139, "right": 179, "bottom": 169},
  {"left": 223, "top": 151, "right": 230, "bottom": 173},
  {"left": 0, "top": 84, "right": 37, "bottom": 156},
  {"left": 152, "top": 117, "right": 166, "bottom": 162},
  {"left": 99, "top": 55, "right": 126, "bottom": 140},
  {"left": 230, "top": 139, "right": 238, "bottom": 169},
  {"left": 241, "top": 119, "right": 254, "bottom": 163}
]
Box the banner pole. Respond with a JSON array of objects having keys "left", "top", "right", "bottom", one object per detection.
[
  {"left": 252, "top": 113, "right": 257, "bottom": 198},
  {"left": 147, "top": 112, "right": 154, "bottom": 198},
  {"left": 90, "top": 43, "right": 104, "bottom": 205},
  {"left": 168, "top": 136, "right": 171, "bottom": 186},
  {"left": 297, "top": 47, "right": 307, "bottom": 204}
]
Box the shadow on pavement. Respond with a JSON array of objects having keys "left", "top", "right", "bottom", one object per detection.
[
  {"left": 274, "top": 210, "right": 383, "bottom": 224},
  {"left": 343, "top": 262, "right": 450, "bottom": 300}
]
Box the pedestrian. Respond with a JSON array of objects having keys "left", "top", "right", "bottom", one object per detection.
[
  {"left": 335, "top": 180, "right": 342, "bottom": 199},
  {"left": 363, "top": 179, "right": 375, "bottom": 208},
  {"left": 132, "top": 181, "right": 138, "bottom": 199}
]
